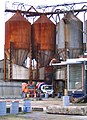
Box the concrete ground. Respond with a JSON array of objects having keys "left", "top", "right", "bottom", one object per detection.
[
  {"left": 1, "top": 97, "right": 87, "bottom": 120},
  {"left": 18, "top": 111, "right": 87, "bottom": 120},
  {"left": 18, "top": 97, "right": 87, "bottom": 120},
  {"left": 31, "top": 97, "right": 63, "bottom": 110}
]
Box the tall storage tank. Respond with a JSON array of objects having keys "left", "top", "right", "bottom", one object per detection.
[
  {"left": 57, "top": 12, "right": 83, "bottom": 60},
  {"left": 32, "top": 15, "right": 56, "bottom": 67},
  {"left": 5, "top": 11, "right": 31, "bottom": 65}
]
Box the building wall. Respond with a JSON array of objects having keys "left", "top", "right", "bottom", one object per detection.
[
  {"left": 8, "top": 64, "right": 29, "bottom": 79},
  {"left": 0, "top": 81, "right": 22, "bottom": 98},
  {"left": 0, "top": 59, "right": 8, "bottom": 80},
  {"left": 0, "top": 59, "right": 29, "bottom": 80},
  {"left": 0, "top": 60, "right": 4, "bottom": 80},
  {"left": 0, "top": 60, "right": 22, "bottom": 98}
]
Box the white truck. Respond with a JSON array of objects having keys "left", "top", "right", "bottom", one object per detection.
[{"left": 36, "top": 83, "right": 54, "bottom": 97}]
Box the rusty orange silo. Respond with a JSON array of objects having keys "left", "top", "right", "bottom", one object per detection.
[
  {"left": 5, "top": 11, "right": 31, "bottom": 65},
  {"left": 32, "top": 15, "right": 56, "bottom": 67}
]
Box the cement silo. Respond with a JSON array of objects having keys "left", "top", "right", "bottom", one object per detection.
[
  {"left": 57, "top": 12, "right": 83, "bottom": 60},
  {"left": 32, "top": 14, "right": 56, "bottom": 67},
  {"left": 5, "top": 11, "right": 31, "bottom": 65}
]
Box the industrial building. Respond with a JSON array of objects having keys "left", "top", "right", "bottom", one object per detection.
[
  {"left": 0, "top": 59, "right": 8, "bottom": 80},
  {"left": 1, "top": 2, "right": 87, "bottom": 97},
  {"left": 53, "top": 58, "right": 87, "bottom": 96}
]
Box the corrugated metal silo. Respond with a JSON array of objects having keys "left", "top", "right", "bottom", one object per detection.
[
  {"left": 32, "top": 14, "right": 56, "bottom": 67},
  {"left": 57, "top": 12, "right": 83, "bottom": 60},
  {"left": 5, "top": 11, "right": 31, "bottom": 65}
]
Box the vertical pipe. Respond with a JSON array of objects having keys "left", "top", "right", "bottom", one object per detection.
[
  {"left": 10, "top": 42, "right": 13, "bottom": 80},
  {"left": 83, "top": 12, "right": 86, "bottom": 51},
  {"left": 36, "top": 44, "right": 40, "bottom": 80},
  {"left": 29, "top": 43, "right": 33, "bottom": 84}
]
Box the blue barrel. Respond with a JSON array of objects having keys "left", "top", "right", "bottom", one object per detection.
[
  {"left": 23, "top": 100, "right": 31, "bottom": 113},
  {"left": 63, "top": 96, "right": 70, "bottom": 106}
]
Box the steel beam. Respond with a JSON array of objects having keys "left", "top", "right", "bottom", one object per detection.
[{"left": 5, "top": 8, "right": 87, "bottom": 17}]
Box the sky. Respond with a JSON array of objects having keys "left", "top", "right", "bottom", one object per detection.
[{"left": 0, "top": 0, "right": 87, "bottom": 60}]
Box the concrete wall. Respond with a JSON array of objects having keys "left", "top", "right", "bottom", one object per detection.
[{"left": 0, "top": 81, "right": 22, "bottom": 98}]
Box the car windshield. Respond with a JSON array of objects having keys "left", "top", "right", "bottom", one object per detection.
[{"left": 44, "top": 86, "right": 53, "bottom": 90}]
